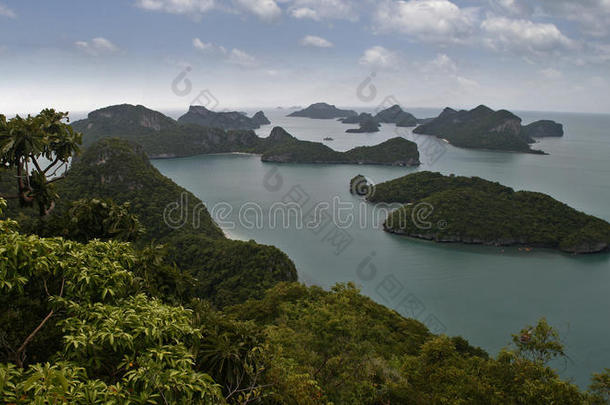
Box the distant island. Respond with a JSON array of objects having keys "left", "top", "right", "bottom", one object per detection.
[
  {"left": 288, "top": 102, "right": 357, "bottom": 119},
  {"left": 344, "top": 113, "right": 380, "bottom": 133},
  {"left": 255, "top": 127, "right": 420, "bottom": 166},
  {"left": 338, "top": 105, "right": 421, "bottom": 133},
  {"left": 522, "top": 120, "right": 564, "bottom": 138},
  {"left": 375, "top": 104, "right": 418, "bottom": 127},
  {"left": 177, "top": 105, "right": 270, "bottom": 130},
  {"left": 413, "top": 105, "right": 564, "bottom": 154},
  {"left": 71, "top": 104, "right": 420, "bottom": 166},
  {"left": 353, "top": 171, "right": 610, "bottom": 254},
  {"left": 71, "top": 104, "right": 262, "bottom": 158}
]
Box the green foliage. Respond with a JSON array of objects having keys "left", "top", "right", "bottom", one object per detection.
[
  {"left": 367, "top": 171, "right": 511, "bottom": 204},
  {"left": 229, "top": 282, "right": 432, "bottom": 404},
  {"left": 590, "top": 369, "right": 610, "bottom": 404},
  {"left": 42, "top": 198, "right": 144, "bottom": 243},
  {"left": 164, "top": 234, "right": 298, "bottom": 308},
  {"left": 0, "top": 109, "right": 82, "bottom": 215},
  {"left": 55, "top": 137, "right": 223, "bottom": 241},
  {"left": 226, "top": 284, "right": 595, "bottom": 404},
  {"left": 511, "top": 318, "right": 565, "bottom": 365},
  {"left": 0, "top": 220, "right": 225, "bottom": 404}
]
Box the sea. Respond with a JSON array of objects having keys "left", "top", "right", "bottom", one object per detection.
[{"left": 153, "top": 107, "right": 610, "bottom": 387}]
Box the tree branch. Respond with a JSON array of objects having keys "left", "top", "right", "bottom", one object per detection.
[{"left": 14, "top": 277, "right": 64, "bottom": 368}]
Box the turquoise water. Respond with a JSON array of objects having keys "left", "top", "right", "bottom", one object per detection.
[{"left": 153, "top": 108, "right": 610, "bottom": 387}]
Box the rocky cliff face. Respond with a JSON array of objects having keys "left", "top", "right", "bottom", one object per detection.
[{"left": 252, "top": 111, "right": 271, "bottom": 126}]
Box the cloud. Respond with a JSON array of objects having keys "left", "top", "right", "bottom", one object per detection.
[
  {"left": 135, "top": 0, "right": 215, "bottom": 15},
  {"left": 192, "top": 38, "right": 258, "bottom": 67},
  {"left": 540, "top": 68, "right": 563, "bottom": 80},
  {"left": 289, "top": 0, "right": 358, "bottom": 21},
  {"left": 192, "top": 38, "right": 214, "bottom": 51},
  {"left": 300, "top": 35, "right": 333, "bottom": 48},
  {"left": 430, "top": 53, "right": 457, "bottom": 73},
  {"left": 359, "top": 46, "right": 400, "bottom": 69},
  {"left": 536, "top": 0, "right": 610, "bottom": 37},
  {"left": 455, "top": 75, "right": 480, "bottom": 90},
  {"left": 373, "top": 0, "right": 478, "bottom": 44},
  {"left": 228, "top": 48, "right": 258, "bottom": 67},
  {"left": 233, "top": 0, "right": 281, "bottom": 21},
  {"left": 0, "top": 3, "right": 16, "bottom": 18},
  {"left": 75, "top": 37, "right": 120, "bottom": 56},
  {"left": 485, "top": 0, "right": 610, "bottom": 38},
  {"left": 481, "top": 17, "right": 574, "bottom": 57},
  {"left": 487, "top": 0, "right": 532, "bottom": 16}
]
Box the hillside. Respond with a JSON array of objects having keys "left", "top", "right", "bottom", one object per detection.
[
  {"left": 0, "top": 137, "right": 298, "bottom": 307},
  {"left": 363, "top": 172, "right": 610, "bottom": 254},
  {"left": 71, "top": 104, "right": 263, "bottom": 158},
  {"left": 413, "top": 105, "right": 546, "bottom": 153},
  {"left": 56, "top": 137, "right": 224, "bottom": 240},
  {"left": 257, "top": 127, "right": 420, "bottom": 166}
]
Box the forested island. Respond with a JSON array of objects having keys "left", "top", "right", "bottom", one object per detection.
[
  {"left": 354, "top": 171, "right": 610, "bottom": 254},
  {"left": 339, "top": 104, "right": 420, "bottom": 132},
  {"left": 177, "top": 105, "right": 270, "bottom": 130},
  {"left": 256, "top": 127, "right": 420, "bottom": 165},
  {"left": 287, "top": 102, "right": 357, "bottom": 119},
  {"left": 413, "top": 105, "right": 564, "bottom": 154}
]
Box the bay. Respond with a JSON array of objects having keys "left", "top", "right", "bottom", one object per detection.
[{"left": 153, "top": 108, "right": 610, "bottom": 387}]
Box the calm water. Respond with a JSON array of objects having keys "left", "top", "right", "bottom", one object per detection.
[{"left": 153, "top": 108, "right": 610, "bottom": 387}]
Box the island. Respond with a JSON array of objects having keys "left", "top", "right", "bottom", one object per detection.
[
  {"left": 353, "top": 171, "right": 610, "bottom": 254},
  {"left": 287, "top": 102, "right": 357, "bottom": 119},
  {"left": 256, "top": 127, "right": 420, "bottom": 166},
  {"left": 375, "top": 105, "right": 418, "bottom": 127},
  {"left": 339, "top": 112, "right": 372, "bottom": 124},
  {"left": 413, "top": 105, "right": 561, "bottom": 154},
  {"left": 349, "top": 174, "right": 373, "bottom": 196},
  {"left": 71, "top": 104, "right": 262, "bottom": 158},
  {"left": 252, "top": 110, "right": 271, "bottom": 126},
  {"left": 522, "top": 120, "right": 564, "bottom": 138},
  {"left": 177, "top": 105, "right": 270, "bottom": 130},
  {"left": 345, "top": 114, "right": 380, "bottom": 133}
]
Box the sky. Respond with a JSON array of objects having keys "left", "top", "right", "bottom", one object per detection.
[{"left": 1, "top": 0, "right": 610, "bottom": 115}]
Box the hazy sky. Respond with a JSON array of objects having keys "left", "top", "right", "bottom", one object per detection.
[{"left": 1, "top": 0, "right": 610, "bottom": 115}]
